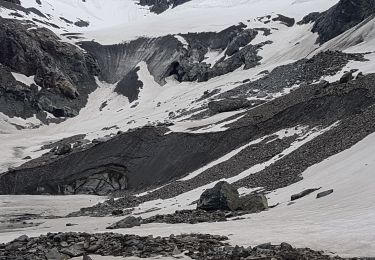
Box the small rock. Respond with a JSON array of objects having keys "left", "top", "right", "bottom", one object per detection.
[
  {"left": 60, "top": 244, "right": 84, "bottom": 257},
  {"left": 316, "top": 189, "right": 334, "bottom": 199},
  {"left": 172, "top": 245, "right": 181, "bottom": 255},
  {"left": 15, "top": 235, "right": 29, "bottom": 242},
  {"left": 111, "top": 209, "right": 124, "bottom": 216},
  {"left": 45, "top": 247, "right": 64, "bottom": 260},
  {"left": 54, "top": 143, "right": 72, "bottom": 155},
  {"left": 291, "top": 188, "right": 320, "bottom": 201}
]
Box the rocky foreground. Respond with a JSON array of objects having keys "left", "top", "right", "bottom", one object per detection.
[{"left": 0, "top": 232, "right": 346, "bottom": 260}]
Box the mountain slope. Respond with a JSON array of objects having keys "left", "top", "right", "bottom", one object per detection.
[{"left": 0, "top": 0, "right": 375, "bottom": 258}]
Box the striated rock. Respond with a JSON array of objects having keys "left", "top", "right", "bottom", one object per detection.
[{"left": 197, "top": 181, "right": 240, "bottom": 211}]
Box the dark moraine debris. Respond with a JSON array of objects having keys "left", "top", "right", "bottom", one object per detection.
[
  {"left": 208, "top": 98, "right": 264, "bottom": 113},
  {"left": 0, "top": 232, "right": 346, "bottom": 259}
]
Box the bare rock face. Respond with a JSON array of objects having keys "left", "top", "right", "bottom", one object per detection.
[
  {"left": 138, "top": 0, "right": 192, "bottom": 14},
  {"left": 0, "top": 17, "right": 99, "bottom": 118},
  {"left": 301, "top": 0, "right": 375, "bottom": 44},
  {"left": 197, "top": 181, "right": 240, "bottom": 211}
]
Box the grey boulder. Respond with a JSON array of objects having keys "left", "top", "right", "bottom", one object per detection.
[
  {"left": 238, "top": 193, "right": 268, "bottom": 212},
  {"left": 197, "top": 181, "right": 240, "bottom": 211}
]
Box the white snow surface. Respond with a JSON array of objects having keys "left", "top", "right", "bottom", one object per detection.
[
  {"left": 1, "top": 123, "right": 375, "bottom": 257},
  {"left": 0, "top": 0, "right": 339, "bottom": 44}
]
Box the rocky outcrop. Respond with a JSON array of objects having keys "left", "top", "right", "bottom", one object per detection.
[
  {"left": 300, "top": 0, "right": 375, "bottom": 43},
  {"left": 0, "top": 18, "right": 99, "bottom": 118},
  {"left": 114, "top": 66, "right": 143, "bottom": 103},
  {"left": 138, "top": 0, "right": 192, "bottom": 14}
]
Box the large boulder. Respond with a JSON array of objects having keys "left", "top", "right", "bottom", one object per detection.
[
  {"left": 197, "top": 181, "right": 240, "bottom": 211},
  {"left": 238, "top": 193, "right": 268, "bottom": 212}
]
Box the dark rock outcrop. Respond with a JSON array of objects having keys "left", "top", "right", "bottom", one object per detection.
[
  {"left": 0, "top": 17, "right": 99, "bottom": 118},
  {"left": 138, "top": 0, "right": 192, "bottom": 14},
  {"left": 115, "top": 66, "right": 143, "bottom": 103},
  {"left": 340, "top": 71, "right": 353, "bottom": 83},
  {"left": 301, "top": 0, "right": 375, "bottom": 43}
]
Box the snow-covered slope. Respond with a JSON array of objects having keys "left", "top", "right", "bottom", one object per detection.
[
  {"left": 1, "top": 0, "right": 375, "bottom": 258},
  {"left": 1, "top": 0, "right": 339, "bottom": 43}
]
